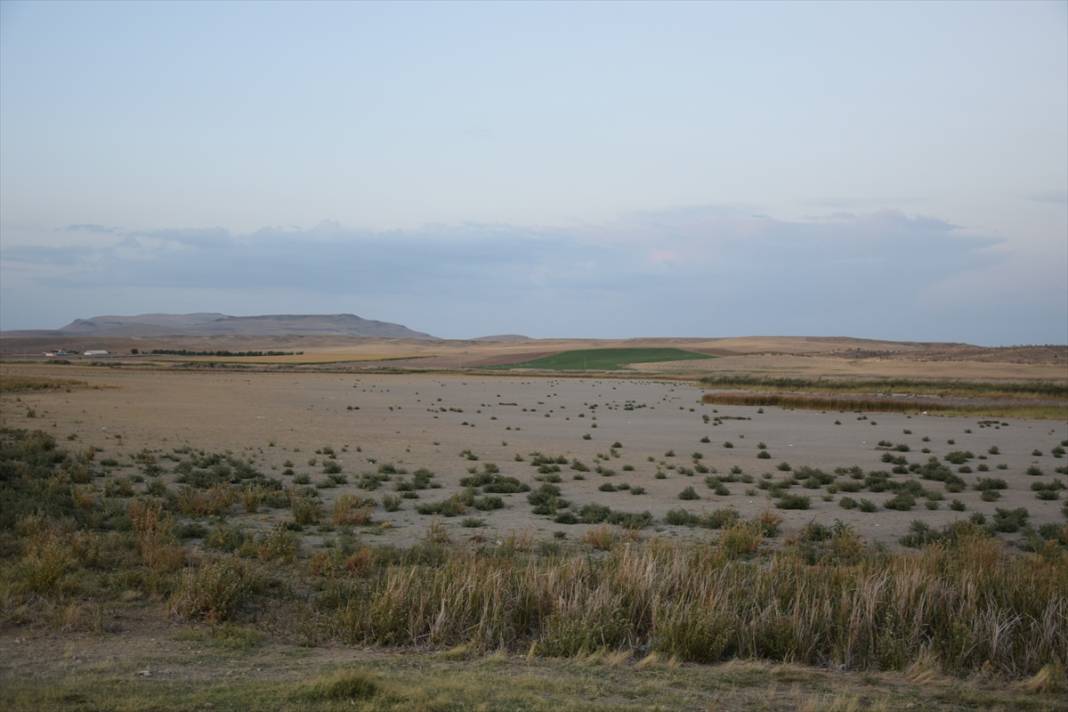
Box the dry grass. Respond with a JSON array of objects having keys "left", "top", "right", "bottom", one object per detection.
[
  {"left": 2, "top": 427, "right": 1066, "bottom": 693},
  {"left": 332, "top": 495, "right": 376, "bottom": 526},
  {"left": 128, "top": 499, "right": 185, "bottom": 573},
  {"left": 330, "top": 533, "right": 1068, "bottom": 678},
  {"left": 0, "top": 375, "right": 92, "bottom": 393},
  {"left": 702, "top": 391, "right": 1068, "bottom": 419},
  {"left": 5, "top": 650, "right": 1056, "bottom": 712},
  {"left": 581, "top": 525, "right": 618, "bottom": 550},
  {"left": 699, "top": 375, "right": 1068, "bottom": 398},
  {"left": 170, "top": 556, "right": 260, "bottom": 623}
]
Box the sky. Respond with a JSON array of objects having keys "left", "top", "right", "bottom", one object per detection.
[{"left": 1, "top": 1, "right": 1065, "bottom": 344}]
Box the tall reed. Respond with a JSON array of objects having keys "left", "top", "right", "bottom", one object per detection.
[{"left": 331, "top": 533, "right": 1067, "bottom": 678}]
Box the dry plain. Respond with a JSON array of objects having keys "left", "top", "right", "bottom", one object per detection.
[
  {"left": 2, "top": 340, "right": 1067, "bottom": 711},
  {"left": 1, "top": 360, "right": 1066, "bottom": 546}
]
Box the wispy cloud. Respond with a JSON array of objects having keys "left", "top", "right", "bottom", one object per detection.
[
  {"left": 1023, "top": 190, "right": 1068, "bottom": 206},
  {"left": 62, "top": 224, "right": 123, "bottom": 235},
  {"left": 2, "top": 206, "right": 1062, "bottom": 344}
]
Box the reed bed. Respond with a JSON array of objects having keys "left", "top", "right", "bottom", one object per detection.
[
  {"left": 701, "top": 391, "right": 1068, "bottom": 418},
  {"left": 329, "top": 534, "right": 1067, "bottom": 678},
  {"left": 701, "top": 391, "right": 958, "bottom": 413},
  {"left": 698, "top": 376, "right": 1068, "bottom": 399}
]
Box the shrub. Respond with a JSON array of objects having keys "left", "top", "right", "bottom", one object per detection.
[
  {"left": 703, "top": 508, "right": 740, "bottom": 529},
  {"left": 473, "top": 495, "right": 504, "bottom": 511},
  {"left": 176, "top": 485, "right": 237, "bottom": 517},
  {"left": 291, "top": 495, "right": 322, "bottom": 525},
  {"left": 255, "top": 525, "right": 299, "bottom": 562},
  {"left": 128, "top": 499, "right": 184, "bottom": 573},
  {"left": 719, "top": 521, "right": 764, "bottom": 559},
  {"left": 206, "top": 523, "right": 247, "bottom": 553},
  {"left": 12, "top": 526, "right": 76, "bottom": 595},
  {"left": 991, "top": 508, "right": 1029, "bottom": 533},
  {"left": 302, "top": 672, "right": 378, "bottom": 702},
  {"left": 333, "top": 495, "right": 376, "bottom": 526},
  {"left": 665, "top": 509, "right": 697, "bottom": 526},
  {"left": 678, "top": 486, "right": 699, "bottom": 501},
  {"left": 777, "top": 494, "right": 810, "bottom": 510},
  {"left": 417, "top": 495, "right": 467, "bottom": 517},
  {"left": 975, "top": 478, "right": 1007, "bottom": 491},
  {"left": 884, "top": 493, "right": 916, "bottom": 511},
  {"left": 171, "top": 557, "right": 259, "bottom": 623},
  {"left": 582, "top": 525, "right": 617, "bottom": 550}
]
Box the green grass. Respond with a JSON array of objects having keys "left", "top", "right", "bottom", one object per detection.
[
  {"left": 490, "top": 347, "right": 711, "bottom": 371},
  {"left": 4, "top": 648, "right": 1064, "bottom": 712}
]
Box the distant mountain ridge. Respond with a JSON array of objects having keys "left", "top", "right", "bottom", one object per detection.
[
  {"left": 57, "top": 313, "right": 437, "bottom": 339},
  {"left": 472, "top": 334, "right": 532, "bottom": 342}
]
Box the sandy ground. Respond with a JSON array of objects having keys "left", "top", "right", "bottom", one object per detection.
[{"left": 2, "top": 364, "right": 1065, "bottom": 547}]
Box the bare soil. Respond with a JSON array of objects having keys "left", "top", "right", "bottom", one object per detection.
[{"left": 2, "top": 363, "right": 1065, "bottom": 547}]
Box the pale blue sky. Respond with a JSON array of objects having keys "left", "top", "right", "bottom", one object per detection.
[{"left": 1, "top": 1, "right": 1065, "bottom": 343}]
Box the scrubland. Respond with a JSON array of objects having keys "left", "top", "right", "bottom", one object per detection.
[{"left": 1, "top": 352, "right": 1067, "bottom": 709}]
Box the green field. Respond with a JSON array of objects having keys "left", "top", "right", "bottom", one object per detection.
[{"left": 490, "top": 347, "right": 711, "bottom": 371}]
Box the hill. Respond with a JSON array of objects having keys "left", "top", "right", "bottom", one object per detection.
[
  {"left": 471, "top": 334, "right": 532, "bottom": 342},
  {"left": 51, "top": 312, "right": 437, "bottom": 339}
]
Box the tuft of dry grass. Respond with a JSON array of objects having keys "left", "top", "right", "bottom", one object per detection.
[
  {"left": 331, "top": 532, "right": 1068, "bottom": 678},
  {"left": 175, "top": 484, "right": 236, "bottom": 517},
  {"left": 128, "top": 500, "right": 185, "bottom": 574},
  {"left": 332, "top": 495, "right": 375, "bottom": 527},
  {"left": 904, "top": 649, "right": 944, "bottom": 685},
  {"left": 1017, "top": 662, "right": 1066, "bottom": 694},
  {"left": 582, "top": 525, "right": 618, "bottom": 551},
  {"left": 170, "top": 556, "right": 260, "bottom": 623}
]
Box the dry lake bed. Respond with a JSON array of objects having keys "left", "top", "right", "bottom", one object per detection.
[{"left": 3, "top": 364, "right": 1065, "bottom": 547}]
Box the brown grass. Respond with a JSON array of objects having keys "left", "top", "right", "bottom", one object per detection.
[
  {"left": 702, "top": 391, "right": 1068, "bottom": 419},
  {"left": 330, "top": 531, "right": 1067, "bottom": 678},
  {"left": 0, "top": 375, "right": 92, "bottom": 393},
  {"left": 332, "top": 495, "right": 376, "bottom": 526},
  {"left": 128, "top": 499, "right": 185, "bottom": 573}
]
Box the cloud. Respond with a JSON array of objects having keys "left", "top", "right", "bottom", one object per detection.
[
  {"left": 1023, "top": 190, "right": 1068, "bottom": 206},
  {"left": 2, "top": 206, "right": 1062, "bottom": 344},
  {"left": 63, "top": 224, "right": 122, "bottom": 235}
]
